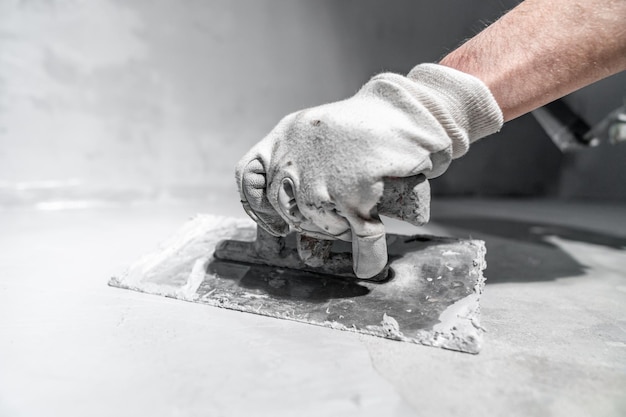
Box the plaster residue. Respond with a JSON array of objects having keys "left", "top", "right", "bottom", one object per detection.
[
  {"left": 113, "top": 215, "right": 255, "bottom": 297},
  {"left": 381, "top": 313, "right": 403, "bottom": 340},
  {"left": 175, "top": 258, "right": 210, "bottom": 301},
  {"left": 431, "top": 293, "right": 483, "bottom": 351},
  {"left": 433, "top": 293, "right": 480, "bottom": 334}
]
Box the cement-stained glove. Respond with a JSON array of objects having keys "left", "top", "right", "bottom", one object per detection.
[{"left": 236, "top": 63, "right": 503, "bottom": 278}]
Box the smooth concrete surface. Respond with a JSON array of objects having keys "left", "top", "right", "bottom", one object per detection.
[{"left": 1, "top": 198, "right": 625, "bottom": 417}]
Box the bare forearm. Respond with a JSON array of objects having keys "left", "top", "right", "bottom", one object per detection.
[{"left": 439, "top": 0, "right": 626, "bottom": 122}]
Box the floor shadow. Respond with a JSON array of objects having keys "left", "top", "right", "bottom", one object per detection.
[
  {"left": 206, "top": 232, "right": 468, "bottom": 304},
  {"left": 434, "top": 216, "right": 626, "bottom": 284},
  {"left": 207, "top": 259, "right": 372, "bottom": 304}
]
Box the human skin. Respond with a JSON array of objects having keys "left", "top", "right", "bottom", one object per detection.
[{"left": 439, "top": 0, "right": 626, "bottom": 122}]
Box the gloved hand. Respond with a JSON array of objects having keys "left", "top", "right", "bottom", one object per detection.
[{"left": 236, "top": 63, "right": 503, "bottom": 279}]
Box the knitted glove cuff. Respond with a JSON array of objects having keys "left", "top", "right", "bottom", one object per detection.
[{"left": 407, "top": 63, "right": 503, "bottom": 158}]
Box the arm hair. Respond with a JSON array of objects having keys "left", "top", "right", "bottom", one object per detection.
[{"left": 439, "top": 0, "right": 626, "bottom": 121}]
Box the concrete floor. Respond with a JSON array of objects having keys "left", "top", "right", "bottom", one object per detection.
[{"left": 1, "top": 198, "right": 625, "bottom": 417}]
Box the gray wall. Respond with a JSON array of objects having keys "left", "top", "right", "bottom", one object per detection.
[{"left": 1, "top": 0, "right": 624, "bottom": 207}]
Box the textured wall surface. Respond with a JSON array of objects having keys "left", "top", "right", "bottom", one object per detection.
[
  {"left": 0, "top": 0, "right": 362, "bottom": 204},
  {"left": 0, "top": 0, "right": 624, "bottom": 206}
]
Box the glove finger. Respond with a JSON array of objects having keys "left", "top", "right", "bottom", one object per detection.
[
  {"left": 344, "top": 212, "right": 388, "bottom": 279},
  {"left": 236, "top": 112, "right": 302, "bottom": 236},
  {"left": 239, "top": 158, "right": 289, "bottom": 236}
]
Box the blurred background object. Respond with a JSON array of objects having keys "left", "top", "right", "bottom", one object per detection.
[{"left": 1, "top": 0, "right": 625, "bottom": 211}]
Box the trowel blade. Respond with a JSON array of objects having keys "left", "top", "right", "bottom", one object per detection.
[{"left": 109, "top": 215, "right": 487, "bottom": 354}]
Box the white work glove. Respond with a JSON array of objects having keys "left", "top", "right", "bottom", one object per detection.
[{"left": 236, "top": 63, "right": 503, "bottom": 278}]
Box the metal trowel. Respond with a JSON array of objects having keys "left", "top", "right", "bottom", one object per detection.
[{"left": 110, "top": 176, "right": 488, "bottom": 354}]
